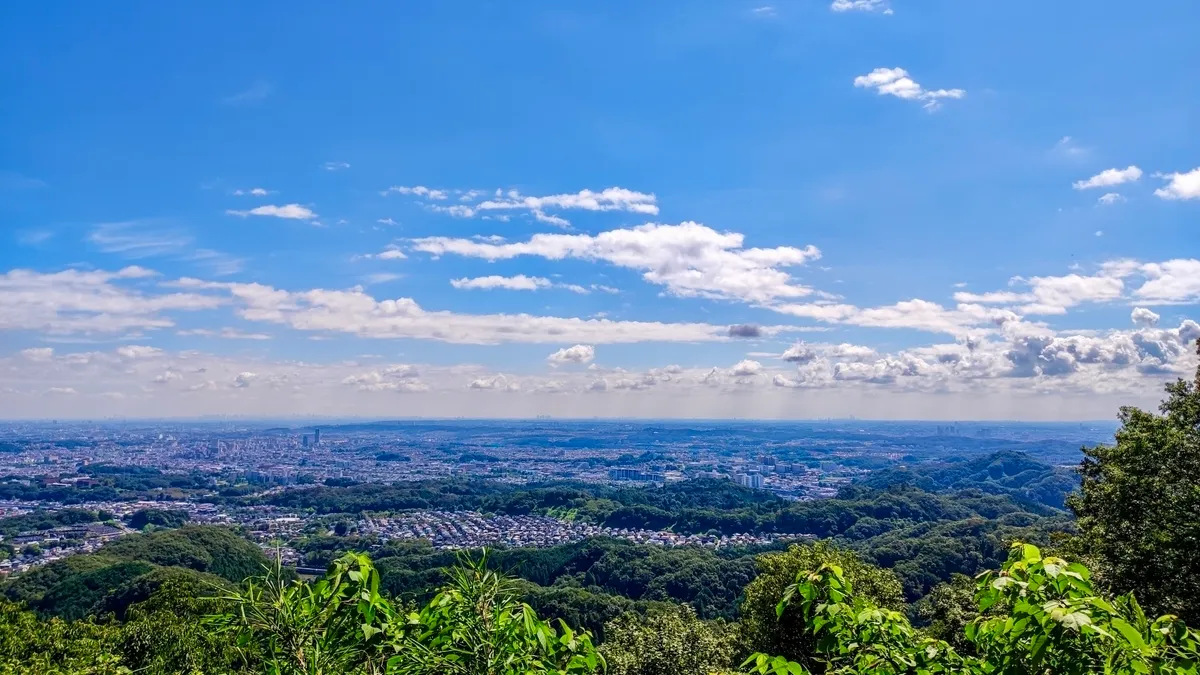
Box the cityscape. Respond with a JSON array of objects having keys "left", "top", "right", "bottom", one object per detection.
[{"left": 0, "top": 419, "right": 1115, "bottom": 575}]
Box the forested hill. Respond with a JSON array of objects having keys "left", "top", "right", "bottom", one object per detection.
[
  {"left": 856, "top": 450, "right": 1079, "bottom": 509},
  {"left": 2, "top": 525, "right": 266, "bottom": 620}
]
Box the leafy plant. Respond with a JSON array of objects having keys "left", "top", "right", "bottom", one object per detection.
[{"left": 743, "top": 542, "right": 1200, "bottom": 674}]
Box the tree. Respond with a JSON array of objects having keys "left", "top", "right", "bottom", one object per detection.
[
  {"left": 1069, "top": 339, "right": 1200, "bottom": 622},
  {"left": 601, "top": 604, "right": 741, "bottom": 675},
  {"left": 127, "top": 508, "right": 189, "bottom": 530},
  {"left": 740, "top": 541, "right": 904, "bottom": 667}
]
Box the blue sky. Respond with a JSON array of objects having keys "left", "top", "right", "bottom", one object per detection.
[{"left": 1, "top": 1, "right": 1197, "bottom": 420}]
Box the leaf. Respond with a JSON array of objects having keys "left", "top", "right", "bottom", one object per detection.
[{"left": 1111, "top": 617, "right": 1149, "bottom": 650}]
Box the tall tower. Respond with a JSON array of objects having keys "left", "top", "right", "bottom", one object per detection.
[{"left": 314, "top": 428, "right": 321, "bottom": 446}]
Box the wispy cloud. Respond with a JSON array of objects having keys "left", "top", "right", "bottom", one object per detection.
[
  {"left": 363, "top": 273, "right": 403, "bottom": 285},
  {"left": 233, "top": 187, "right": 273, "bottom": 196},
  {"left": 17, "top": 230, "right": 54, "bottom": 246},
  {"left": 0, "top": 171, "right": 48, "bottom": 190},
  {"left": 88, "top": 220, "right": 193, "bottom": 258},
  {"left": 222, "top": 82, "right": 272, "bottom": 105},
  {"left": 831, "top": 0, "right": 892, "bottom": 13},
  {"left": 188, "top": 249, "right": 246, "bottom": 276},
  {"left": 323, "top": 161, "right": 351, "bottom": 171},
  {"left": 750, "top": 6, "right": 776, "bottom": 17}
]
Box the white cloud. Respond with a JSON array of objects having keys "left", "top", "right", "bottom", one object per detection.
[
  {"left": 781, "top": 342, "right": 817, "bottom": 363},
  {"left": 475, "top": 187, "right": 658, "bottom": 219},
  {"left": 1053, "top": 136, "right": 1087, "bottom": 158},
  {"left": 954, "top": 271, "right": 1126, "bottom": 316},
  {"left": 412, "top": 222, "right": 821, "bottom": 304},
  {"left": 428, "top": 204, "right": 477, "bottom": 218},
  {"left": 450, "top": 275, "right": 552, "bottom": 291},
  {"left": 469, "top": 374, "right": 520, "bottom": 391},
  {"left": 831, "top": 0, "right": 891, "bottom": 13},
  {"left": 1154, "top": 167, "right": 1200, "bottom": 200},
  {"left": 548, "top": 344, "right": 596, "bottom": 366},
  {"left": 381, "top": 185, "right": 449, "bottom": 200},
  {"left": 233, "top": 187, "right": 272, "bottom": 196},
  {"left": 371, "top": 246, "right": 408, "bottom": 260},
  {"left": 377, "top": 218, "right": 399, "bottom": 226},
  {"left": 116, "top": 345, "right": 163, "bottom": 360},
  {"left": 172, "top": 278, "right": 732, "bottom": 344},
  {"left": 233, "top": 372, "right": 257, "bottom": 388},
  {"left": 0, "top": 268, "right": 222, "bottom": 334},
  {"left": 226, "top": 204, "right": 317, "bottom": 221},
  {"left": 89, "top": 221, "right": 193, "bottom": 258},
  {"left": 20, "top": 347, "right": 54, "bottom": 362},
  {"left": 177, "top": 327, "right": 272, "bottom": 340},
  {"left": 751, "top": 6, "right": 776, "bottom": 17},
  {"left": 323, "top": 161, "right": 350, "bottom": 171},
  {"left": 853, "top": 68, "right": 964, "bottom": 109},
  {"left": 1097, "top": 193, "right": 1125, "bottom": 205},
  {"left": 1134, "top": 259, "right": 1200, "bottom": 304},
  {"left": 730, "top": 359, "right": 764, "bottom": 377},
  {"left": 363, "top": 273, "right": 402, "bottom": 285},
  {"left": 1131, "top": 307, "right": 1160, "bottom": 327},
  {"left": 1073, "top": 166, "right": 1142, "bottom": 190},
  {"left": 46, "top": 387, "right": 77, "bottom": 396}
]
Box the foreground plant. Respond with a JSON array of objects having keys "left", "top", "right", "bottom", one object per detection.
[
  {"left": 744, "top": 542, "right": 1200, "bottom": 675},
  {"left": 207, "top": 550, "right": 603, "bottom": 675}
]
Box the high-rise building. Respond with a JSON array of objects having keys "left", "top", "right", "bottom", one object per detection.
[
  {"left": 302, "top": 435, "right": 310, "bottom": 448},
  {"left": 314, "top": 428, "right": 321, "bottom": 446}
]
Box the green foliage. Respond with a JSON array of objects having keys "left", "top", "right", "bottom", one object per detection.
[
  {"left": 0, "top": 508, "right": 110, "bottom": 537},
  {"left": 744, "top": 542, "right": 1200, "bottom": 675},
  {"left": 0, "top": 599, "right": 127, "bottom": 674},
  {"left": 740, "top": 541, "right": 905, "bottom": 667},
  {"left": 2, "top": 525, "right": 269, "bottom": 619},
  {"left": 100, "top": 524, "right": 269, "bottom": 582},
  {"left": 1069, "top": 346, "right": 1200, "bottom": 623},
  {"left": 127, "top": 507, "right": 189, "bottom": 530},
  {"left": 207, "top": 550, "right": 604, "bottom": 674},
  {"left": 601, "top": 604, "right": 742, "bottom": 675}
]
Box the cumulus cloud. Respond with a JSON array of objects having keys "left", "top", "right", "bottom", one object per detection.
[
  {"left": 781, "top": 342, "right": 817, "bottom": 363},
  {"left": 853, "top": 68, "right": 964, "bottom": 109},
  {"left": 730, "top": 359, "right": 764, "bottom": 377},
  {"left": 226, "top": 204, "right": 317, "bottom": 221},
  {"left": 1154, "top": 167, "right": 1200, "bottom": 200},
  {"left": 548, "top": 344, "right": 596, "bottom": 366},
  {"left": 728, "top": 324, "right": 763, "bottom": 338},
  {"left": 469, "top": 374, "right": 520, "bottom": 391},
  {"left": 1131, "top": 307, "right": 1160, "bottom": 327},
  {"left": 1134, "top": 259, "right": 1200, "bottom": 304},
  {"left": 450, "top": 275, "right": 552, "bottom": 291},
  {"left": 412, "top": 222, "right": 821, "bottom": 304},
  {"left": 1073, "top": 166, "right": 1142, "bottom": 190},
  {"left": 233, "top": 372, "right": 257, "bottom": 388},
  {"left": 1097, "top": 192, "right": 1125, "bottom": 205}
]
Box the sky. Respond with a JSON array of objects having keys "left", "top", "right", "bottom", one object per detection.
[{"left": 1, "top": 1, "right": 1197, "bottom": 420}]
